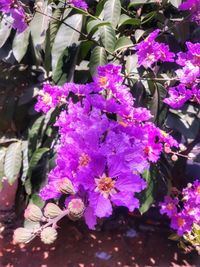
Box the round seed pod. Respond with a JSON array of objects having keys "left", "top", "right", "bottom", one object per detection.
[{"left": 40, "top": 227, "right": 58, "bottom": 245}]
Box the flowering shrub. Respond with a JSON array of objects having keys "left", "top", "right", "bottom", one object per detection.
[{"left": 0, "top": 0, "right": 199, "bottom": 251}]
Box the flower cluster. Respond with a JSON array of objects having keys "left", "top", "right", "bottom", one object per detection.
[
  {"left": 68, "top": 0, "right": 88, "bottom": 10},
  {"left": 0, "top": 0, "right": 27, "bottom": 32},
  {"left": 160, "top": 180, "right": 200, "bottom": 236},
  {"left": 136, "top": 29, "right": 175, "bottom": 68},
  {"left": 36, "top": 64, "right": 178, "bottom": 229},
  {"left": 164, "top": 42, "right": 200, "bottom": 108},
  {"left": 179, "top": 0, "right": 200, "bottom": 25}
]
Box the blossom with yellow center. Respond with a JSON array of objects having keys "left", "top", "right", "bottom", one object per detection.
[
  {"left": 95, "top": 176, "right": 116, "bottom": 198},
  {"left": 177, "top": 217, "right": 185, "bottom": 228},
  {"left": 79, "top": 153, "right": 91, "bottom": 167},
  {"left": 144, "top": 146, "right": 153, "bottom": 155},
  {"left": 98, "top": 76, "right": 108, "bottom": 87},
  {"left": 42, "top": 92, "right": 52, "bottom": 105}
]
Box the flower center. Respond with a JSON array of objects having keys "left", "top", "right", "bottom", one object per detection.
[
  {"left": 177, "top": 217, "right": 185, "bottom": 227},
  {"left": 196, "top": 186, "right": 200, "bottom": 195},
  {"left": 42, "top": 93, "right": 52, "bottom": 105},
  {"left": 147, "top": 53, "right": 155, "bottom": 62},
  {"left": 98, "top": 76, "right": 108, "bottom": 87},
  {"left": 166, "top": 203, "right": 174, "bottom": 210},
  {"left": 79, "top": 153, "right": 91, "bottom": 167},
  {"left": 95, "top": 177, "right": 116, "bottom": 197},
  {"left": 160, "top": 130, "right": 168, "bottom": 137},
  {"left": 144, "top": 146, "right": 153, "bottom": 155}
]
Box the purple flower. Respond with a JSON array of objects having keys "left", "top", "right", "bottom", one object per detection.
[
  {"left": 176, "top": 62, "right": 199, "bottom": 85},
  {"left": 163, "top": 84, "right": 192, "bottom": 108},
  {"left": 136, "top": 29, "right": 175, "bottom": 68},
  {"left": 192, "top": 86, "right": 200, "bottom": 104},
  {"left": 35, "top": 84, "right": 67, "bottom": 113},
  {"left": 10, "top": 7, "right": 27, "bottom": 33},
  {"left": 177, "top": 42, "right": 200, "bottom": 67},
  {"left": 0, "top": 0, "right": 28, "bottom": 32},
  {"left": 68, "top": 0, "right": 88, "bottom": 10},
  {"left": 0, "top": 0, "right": 12, "bottom": 13},
  {"left": 179, "top": 0, "right": 200, "bottom": 25},
  {"left": 83, "top": 155, "right": 146, "bottom": 218},
  {"left": 170, "top": 213, "right": 193, "bottom": 236},
  {"left": 160, "top": 196, "right": 178, "bottom": 217}
]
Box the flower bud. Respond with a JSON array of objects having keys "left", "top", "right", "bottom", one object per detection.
[
  {"left": 164, "top": 144, "right": 171, "bottom": 154},
  {"left": 44, "top": 203, "right": 62, "bottom": 219},
  {"left": 40, "top": 227, "right": 58, "bottom": 245},
  {"left": 57, "top": 178, "right": 75, "bottom": 195},
  {"left": 171, "top": 154, "right": 178, "bottom": 162},
  {"left": 13, "top": 228, "right": 33, "bottom": 244},
  {"left": 188, "top": 153, "right": 195, "bottom": 159},
  {"left": 68, "top": 199, "right": 85, "bottom": 221},
  {"left": 179, "top": 144, "right": 186, "bottom": 151},
  {"left": 24, "top": 204, "right": 43, "bottom": 222}
]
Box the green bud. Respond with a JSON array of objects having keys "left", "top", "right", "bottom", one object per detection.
[
  {"left": 57, "top": 178, "right": 75, "bottom": 195},
  {"left": 44, "top": 203, "right": 62, "bottom": 219},
  {"left": 40, "top": 227, "right": 58, "bottom": 244},
  {"left": 68, "top": 199, "right": 85, "bottom": 221},
  {"left": 24, "top": 204, "right": 43, "bottom": 222},
  {"left": 13, "top": 227, "right": 33, "bottom": 244}
]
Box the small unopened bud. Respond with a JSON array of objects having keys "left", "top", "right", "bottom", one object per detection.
[
  {"left": 68, "top": 199, "right": 85, "bottom": 221},
  {"left": 40, "top": 227, "right": 58, "bottom": 244},
  {"left": 171, "top": 154, "right": 178, "bottom": 162},
  {"left": 44, "top": 203, "right": 62, "bottom": 219},
  {"left": 24, "top": 204, "right": 43, "bottom": 222},
  {"left": 57, "top": 178, "right": 75, "bottom": 195},
  {"left": 188, "top": 153, "right": 195, "bottom": 159},
  {"left": 164, "top": 144, "right": 171, "bottom": 154},
  {"left": 179, "top": 144, "right": 186, "bottom": 151},
  {"left": 13, "top": 228, "right": 33, "bottom": 244}
]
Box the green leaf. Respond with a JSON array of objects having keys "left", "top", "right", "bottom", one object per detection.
[
  {"left": 30, "top": 194, "right": 45, "bottom": 208},
  {"left": 87, "top": 20, "right": 110, "bottom": 35},
  {"left": 135, "top": 29, "right": 145, "bottom": 42},
  {"left": 169, "top": 0, "right": 182, "bottom": 8},
  {"left": 52, "top": 48, "right": 69, "bottom": 85},
  {"left": 49, "top": 8, "right": 63, "bottom": 49},
  {"left": 118, "top": 14, "right": 141, "bottom": 27},
  {"left": 100, "top": 25, "right": 116, "bottom": 53},
  {"left": 129, "top": 0, "right": 156, "bottom": 7},
  {"left": 21, "top": 141, "right": 29, "bottom": 183},
  {"left": 28, "top": 116, "right": 45, "bottom": 154},
  {"left": 12, "top": 28, "right": 30, "bottom": 62},
  {"left": 114, "top": 37, "right": 133, "bottom": 52},
  {"left": 0, "top": 147, "right": 6, "bottom": 190},
  {"left": 0, "top": 15, "right": 12, "bottom": 48},
  {"left": 125, "top": 54, "right": 138, "bottom": 75},
  {"left": 141, "top": 11, "right": 157, "bottom": 24},
  {"left": 4, "top": 141, "right": 22, "bottom": 185},
  {"left": 89, "top": 46, "right": 107, "bottom": 76},
  {"left": 52, "top": 14, "right": 82, "bottom": 69},
  {"left": 30, "top": 1, "right": 52, "bottom": 47},
  {"left": 103, "top": 0, "right": 121, "bottom": 28},
  {"left": 27, "top": 147, "right": 49, "bottom": 179},
  {"left": 139, "top": 169, "right": 156, "bottom": 214}
]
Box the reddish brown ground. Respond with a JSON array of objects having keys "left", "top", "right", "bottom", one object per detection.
[{"left": 0, "top": 213, "right": 199, "bottom": 267}]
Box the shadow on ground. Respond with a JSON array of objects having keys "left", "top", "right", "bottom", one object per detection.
[{"left": 0, "top": 212, "right": 199, "bottom": 267}]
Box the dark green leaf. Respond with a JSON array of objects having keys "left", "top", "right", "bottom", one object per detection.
[
  {"left": 103, "top": 0, "right": 121, "bottom": 28},
  {"left": 114, "top": 37, "right": 133, "bottom": 52},
  {"left": 100, "top": 25, "right": 116, "bottom": 53},
  {"left": 12, "top": 28, "right": 30, "bottom": 62},
  {"left": 118, "top": 14, "right": 141, "bottom": 27},
  {"left": 89, "top": 46, "right": 107, "bottom": 76},
  {"left": 52, "top": 14, "right": 82, "bottom": 69},
  {"left": 4, "top": 141, "right": 22, "bottom": 185}
]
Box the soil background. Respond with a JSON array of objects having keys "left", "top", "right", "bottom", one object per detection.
[{"left": 0, "top": 210, "right": 199, "bottom": 267}]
